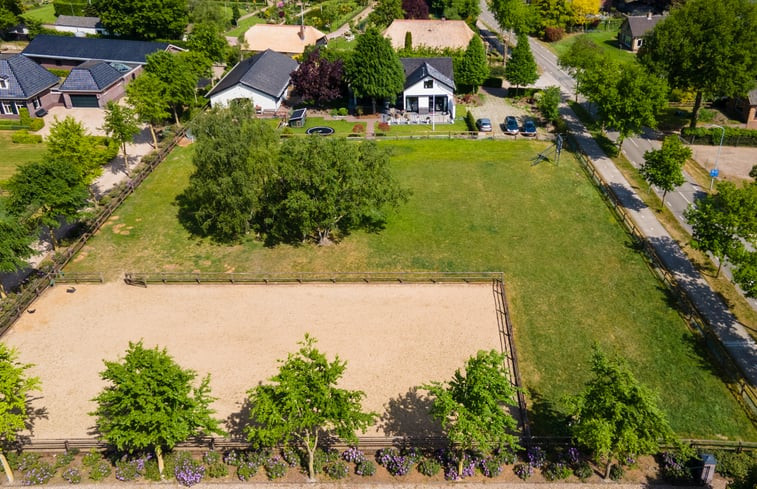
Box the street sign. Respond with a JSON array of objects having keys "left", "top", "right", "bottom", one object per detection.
[{"left": 710, "top": 169, "right": 719, "bottom": 178}]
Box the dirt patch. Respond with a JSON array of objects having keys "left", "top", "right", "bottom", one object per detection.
[{"left": 3, "top": 282, "right": 501, "bottom": 441}]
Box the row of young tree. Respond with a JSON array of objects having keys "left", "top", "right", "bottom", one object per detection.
[{"left": 0, "top": 336, "right": 676, "bottom": 483}]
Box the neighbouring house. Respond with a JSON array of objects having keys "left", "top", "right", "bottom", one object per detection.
[
  {"left": 729, "top": 88, "right": 757, "bottom": 130},
  {"left": 391, "top": 57, "right": 455, "bottom": 124},
  {"left": 22, "top": 34, "right": 181, "bottom": 69},
  {"left": 618, "top": 12, "right": 665, "bottom": 52},
  {"left": 58, "top": 60, "right": 137, "bottom": 108},
  {"left": 53, "top": 15, "right": 108, "bottom": 36},
  {"left": 207, "top": 49, "right": 299, "bottom": 113},
  {"left": 383, "top": 19, "right": 475, "bottom": 51},
  {"left": 0, "top": 53, "right": 59, "bottom": 118},
  {"left": 243, "top": 24, "right": 327, "bottom": 55}
]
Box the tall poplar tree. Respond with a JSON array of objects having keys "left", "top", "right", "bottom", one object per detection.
[
  {"left": 345, "top": 27, "right": 405, "bottom": 113},
  {"left": 505, "top": 33, "right": 538, "bottom": 95},
  {"left": 457, "top": 35, "right": 489, "bottom": 92}
]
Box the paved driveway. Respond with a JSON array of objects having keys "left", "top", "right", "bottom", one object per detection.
[{"left": 467, "top": 86, "right": 539, "bottom": 135}]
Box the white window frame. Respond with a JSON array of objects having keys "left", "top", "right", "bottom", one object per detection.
[
  {"left": 1, "top": 101, "right": 14, "bottom": 114},
  {"left": 0, "top": 78, "right": 8, "bottom": 89},
  {"left": 33, "top": 97, "right": 42, "bottom": 109}
]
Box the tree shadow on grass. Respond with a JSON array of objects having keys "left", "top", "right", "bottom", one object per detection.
[
  {"left": 526, "top": 389, "right": 571, "bottom": 437},
  {"left": 378, "top": 387, "right": 443, "bottom": 440}
]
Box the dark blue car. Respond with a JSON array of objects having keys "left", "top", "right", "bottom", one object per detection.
[
  {"left": 521, "top": 119, "right": 537, "bottom": 136},
  {"left": 504, "top": 116, "right": 519, "bottom": 135}
]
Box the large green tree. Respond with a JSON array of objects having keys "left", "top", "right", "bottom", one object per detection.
[
  {"left": 505, "top": 33, "right": 538, "bottom": 95},
  {"left": 187, "top": 22, "right": 227, "bottom": 62},
  {"left": 489, "top": 0, "right": 532, "bottom": 37},
  {"left": 246, "top": 334, "right": 376, "bottom": 481},
  {"left": 0, "top": 0, "right": 23, "bottom": 31},
  {"left": 685, "top": 181, "right": 757, "bottom": 277},
  {"left": 423, "top": 350, "right": 521, "bottom": 479},
  {"left": 568, "top": 346, "right": 674, "bottom": 479},
  {"left": 125, "top": 73, "right": 170, "bottom": 147},
  {"left": 144, "top": 51, "right": 204, "bottom": 125},
  {"left": 345, "top": 27, "right": 405, "bottom": 113},
  {"left": 262, "top": 137, "right": 407, "bottom": 245},
  {"left": 0, "top": 344, "right": 40, "bottom": 484},
  {"left": 4, "top": 160, "right": 89, "bottom": 249},
  {"left": 639, "top": 0, "right": 757, "bottom": 128},
  {"left": 179, "top": 101, "right": 278, "bottom": 242},
  {"left": 531, "top": 0, "right": 571, "bottom": 37},
  {"left": 557, "top": 36, "right": 603, "bottom": 101},
  {"left": 91, "top": 341, "right": 223, "bottom": 477},
  {"left": 0, "top": 216, "right": 35, "bottom": 298},
  {"left": 102, "top": 102, "right": 141, "bottom": 170},
  {"left": 92, "top": 0, "right": 188, "bottom": 40},
  {"left": 44, "top": 116, "right": 111, "bottom": 185},
  {"left": 456, "top": 35, "right": 489, "bottom": 92},
  {"left": 639, "top": 135, "right": 690, "bottom": 206},
  {"left": 369, "top": 0, "right": 402, "bottom": 27}
]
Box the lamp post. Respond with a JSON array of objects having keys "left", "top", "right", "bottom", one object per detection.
[{"left": 708, "top": 124, "right": 725, "bottom": 191}]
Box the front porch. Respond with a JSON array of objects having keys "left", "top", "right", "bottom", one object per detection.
[{"left": 382, "top": 110, "right": 455, "bottom": 125}]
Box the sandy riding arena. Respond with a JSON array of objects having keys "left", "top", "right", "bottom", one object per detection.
[{"left": 3, "top": 282, "right": 502, "bottom": 441}]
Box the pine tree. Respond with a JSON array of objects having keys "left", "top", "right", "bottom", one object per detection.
[
  {"left": 505, "top": 33, "right": 538, "bottom": 95},
  {"left": 345, "top": 27, "right": 405, "bottom": 113},
  {"left": 457, "top": 35, "right": 489, "bottom": 92}
]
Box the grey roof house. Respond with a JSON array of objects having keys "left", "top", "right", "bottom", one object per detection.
[
  {"left": 53, "top": 15, "right": 108, "bottom": 36},
  {"left": 392, "top": 57, "right": 456, "bottom": 123},
  {"left": 58, "top": 60, "right": 135, "bottom": 108},
  {"left": 618, "top": 12, "right": 665, "bottom": 52},
  {"left": 22, "top": 35, "right": 179, "bottom": 68},
  {"left": 207, "top": 49, "right": 299, "bottom": 113},
  {"left": 0, "top": 53, "right": 60, "bottom": 118}
]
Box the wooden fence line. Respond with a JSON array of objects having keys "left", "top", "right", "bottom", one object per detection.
[
  {"left": 566, "top": 137, "right": 757, "bottom": 426},
  {"left": 0, "top": 128, "right": 187, "bottom": 339},
  {"left": 123, "top": 271, "right": 505, "bottom": 286}
]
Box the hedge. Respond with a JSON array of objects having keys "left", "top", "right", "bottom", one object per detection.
[
  {"left": 681, "top": 127, "right": 757, "bottom": 147},
  {"left": 11, "top": 130, "right": 43, "bottom": 144}
]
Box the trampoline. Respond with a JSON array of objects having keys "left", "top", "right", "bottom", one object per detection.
[{"left": 306, "top": 126, "right": 335, "bottom": 135}]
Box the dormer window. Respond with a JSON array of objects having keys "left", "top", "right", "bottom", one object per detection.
[
  {"left": 424, "top": 79, "right": 433, "bottom": 89},
  {"left": 0, "top": 76, "right": 8, "bottom": 89}
]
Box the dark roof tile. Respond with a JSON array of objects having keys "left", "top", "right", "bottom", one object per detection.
[
  {"left": 208, "top": 49, "right": 299, "bottom": 99},
  {"left": 0, "top": 53, "right": 59, "bottom": 99},
  {"left": 400, "top": 57, "right": 455, "bottom": 90},
  {"left": 60, "top": 60, "right": 122, "bottom": 92},
  {"left": 22, "top": 34, "right": 170, "bottom": 65}
]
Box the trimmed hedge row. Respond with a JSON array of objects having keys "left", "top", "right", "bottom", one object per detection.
[{"left": 681, "top": 127, "right": 757, "bottom": 147}]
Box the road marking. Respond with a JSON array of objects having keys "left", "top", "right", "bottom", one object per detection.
[
  {"left": 629, "top": 139, "right": 639, "bottom": 148},
  {"left": 677, "top": 191, "right": 691, "bottom": 204}
]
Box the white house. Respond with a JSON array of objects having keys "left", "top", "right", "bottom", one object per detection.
[
  {"left": 207, "top": 49, "right": 299, "bottom": 113},
  {"left": 396, "top": 57, "right": 455, "bottom": 123},
  {"left": 53, "top": 16, "right": 108, "bottom": 37}
]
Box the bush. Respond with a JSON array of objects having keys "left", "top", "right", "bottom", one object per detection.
[
  {"left": 609, "top": 463, "right": 624, "bottom": 481},
  {"left": 351, "top": 123, "right": 365, "bottom": 134},
  {"left": 574, "top": 460, "right": 593, "bottom": 481},
  {"left": 206, "top": 463, "right": 228, "bottom": 478},
  {"left": 264, "top": 456, "right": 288, "bottom": 480},
  {"left": 543, "top": 461, "right": 572, "bottom": 481},
  {"left": 29, "top": 118, "right": 45, "bottom": 132},
  {"left": 22, "top": 460, "right": 55, "bottom": 485},
  {"left": 464, "top": 109, "right": 476, "bottom": 131},
  {"left": 417, "top": 457, "right": 442, "bottom": 477},
  {"left": 355, "top": 459, "right": 376, "bottom": 476},
  {"left": 659, "top": 451, "right": 695, "bottom": 483},
  {"left": 514, "top": 462, "right": 533, "bottom": 480},
  {"left": 174, "top": 453, "right": 205, "bottom": 487},
  {"left": 19, "top": 108, "right": 31, "bottom": 126},
  {"left": 11, "top": 130, "right": 43, "bottom": 144},
  {"left": 202, "top": 451, "right": 222, "bottom": 466},
  {"left": 377, "top": 122, "right": 390, "bottom": 133},
  {"left": 714, "top": 450, "right": 757, "bottom": 479},
  {"left": 681, "top": 126, "right": 757, "bottom": 146},
  {"left": 62, "top": 467, "right": 82, "bottom": 484},
  {"left": 489, "top": 65, "right": 506, "bottom": 78},
  {"left": 697, "top": 108, "right": 716, "bottom": 122},
  {"left": 115, "top": 458, "right": 141, "bottom": 481},
  {"left": 325, "top": 460, "right": 349, "bottom": 480},
  {"left": 544, "top": 26, "right": 565, "bottom": 41},
  {"left": 478, "top": 457, "right": 503, "bottom": 478},
  {"left": 54, "top": 451, "right": 76, "bottom": 469},
  {"left": 88, "top": 460, "right": 112, "bottom": 481},
  {"left": 376, "top": 447, "right": 414, "bottom": 476},
  {"left": 338, "top": 107, "right": 348, "bottom": 116},
  {"left": 281, "top": 446, "right": 300, "bottom": 467}
]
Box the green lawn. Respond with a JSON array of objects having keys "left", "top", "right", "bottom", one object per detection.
[
  {"left": 378, "top": 118, "right": 469, "bottom": 136},
  {"left": 22, "top": 3, "right": 56, "bottom": 24},
  {"left": 66, "top": 138, "right": 755, "bottom": 440},
  {"left": 0, "top": 131, "right": 46, "bottom": 184},
  {"left": 225, "top": 15, "right": 265, "bottom": 38},
  {"left": 287, "top": 116, "right": 365, "bottom": 135},
  {"left": 549, "top": 28, "right": 636, "bottom": 65}
]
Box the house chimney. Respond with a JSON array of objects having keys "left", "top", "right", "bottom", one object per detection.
[
  {"left": 646, "top": 11, "right": 652, "bottom": 20},
  {"left": 299, "top": 22, "right": 304, "bottom": 40}
]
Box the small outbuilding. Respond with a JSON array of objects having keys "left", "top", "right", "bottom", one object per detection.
[{"left": 288, "top": 108, "right": 307, "bottom": 127}]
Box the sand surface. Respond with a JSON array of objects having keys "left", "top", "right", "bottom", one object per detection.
[{"left": 3, "top": 282, "right": 501, "bottom": 441}]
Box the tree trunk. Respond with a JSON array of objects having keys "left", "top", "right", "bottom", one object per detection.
[
  {"left": 149, "top": 125, "right": 158, "bottom": 148},
  {"left": 173, "top": 106, "right": 181, "bottom": 126},
  {"left": 156, "top": 446, "right": 165, "bottom": 479},
  {"left": 49, "top": 227, "right": 58, "bottom": 251},
  {"left": 0, "top": 452, "right": 15, "bottom": 484},
  {"left": 457, "top": 449, "right": 464, "bottom": 480},
  {"left": 305, "top": 430, "right": 318, "bottom": 481},
  {"left": 716, "top": 256, "right": 723, "bottom": 277},
  {"left": 0, "top": 283, "right": 7, "bottom": 299},
  {"left": 689, "top": 91, "right": 703, "bottom": 129},
  {"left": 662, "top": 189, "right": 668, "bottom": 207},
  {"left": 371, "top": 97, "right": 376, "bottom": 114},
  {"left": 604, "top": 459, "right": 612, "bottom": 480}
]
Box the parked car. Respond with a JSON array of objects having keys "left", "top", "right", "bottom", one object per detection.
[
  {"left": 521, "top": 119, "right": 536, "bottom": 136},
  {"left": 476, "top": 118, "right": 492, "bottom": 132},
  {"left": 504, "top": 116, "right": 519, "bottom": 135}
]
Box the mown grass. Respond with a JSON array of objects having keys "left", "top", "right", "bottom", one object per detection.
[
  {"left": 549, "top": 28, "right": 636, "bottom": 66},
  {"left": 286, "top": 116, "right": 365, "bottom": 135},
  {"left": 378, "top": 118, "right": 469, "bottom": 135},
  {"left": 0, "top": 131, "right": 47, "bottom": 184},
  {"left": 225, "top": 15, "right": 265, "bottom": 38},
  {"left": 66, "top": 138, "right": 756, "bottom": 440},
  {"left": 22, "top": 3, "right": 55, "bottom": 23}
]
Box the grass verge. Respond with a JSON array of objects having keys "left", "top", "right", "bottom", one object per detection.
[
  {"left": 0, "top": 130, "right": 47, "bottom": 183},
  {"left": 66, "top": 138, "right": 756, "bottom": 440},
  {"left": 548, "top": 28, "right": 636, "bottom": 66}
]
